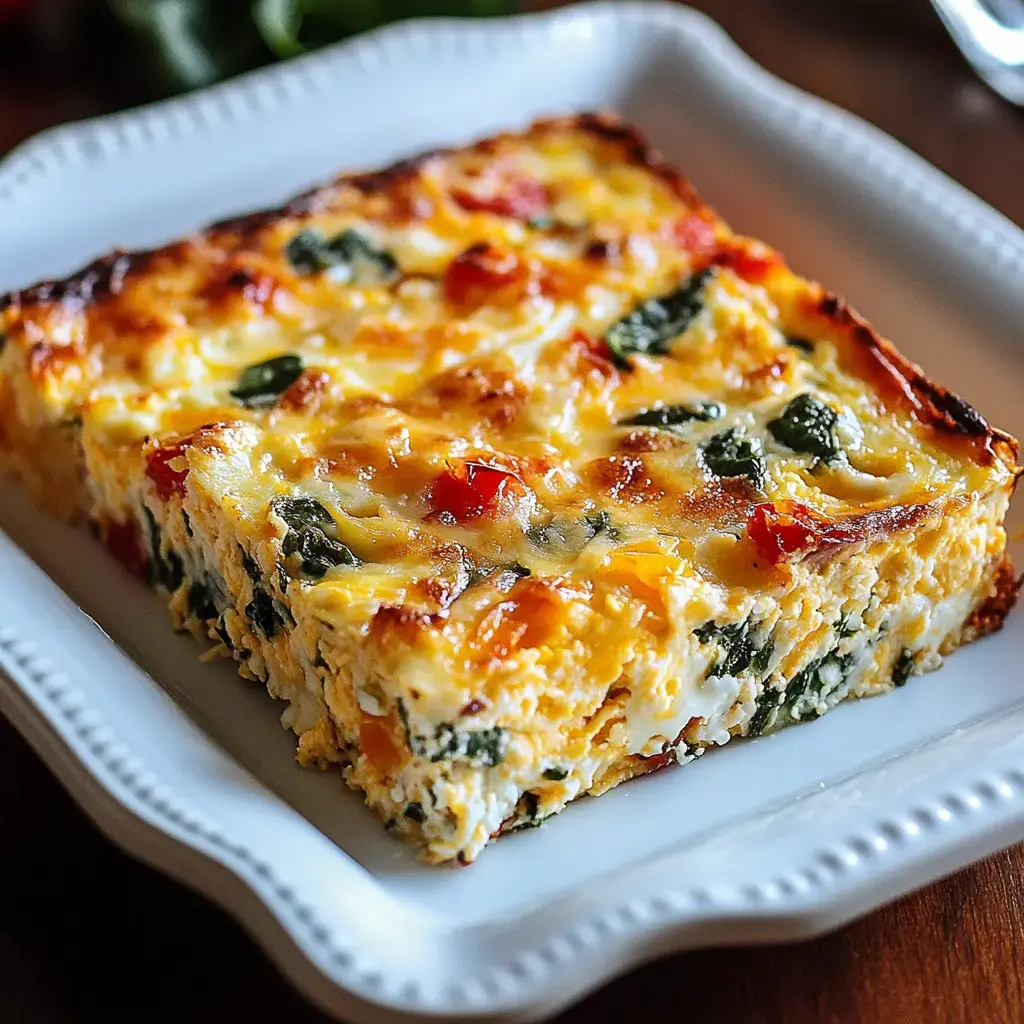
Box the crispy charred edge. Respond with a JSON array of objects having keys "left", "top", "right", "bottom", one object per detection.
[
  {"left": 207, "top": 184, "right": 327, "bottom": 237},
  {"left": 813, "top": 292, "right": 1020, "bottom": 470},
  {"left": 962, "top": 554, "right": 1020, "bottom": 642},
  {"left": 561, "top": 111, "right": 711, "bottom": 215},
  {"left": 0, "top": 250, "right": 150, "bottom": 314},
  {"left": 0, "top": 111, "right": 714, "bottom": 317}
]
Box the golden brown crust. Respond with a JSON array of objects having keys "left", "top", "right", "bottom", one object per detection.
[
  {"left": 808, "top": 292, "right": 1019, "bottom": 471},
  {"left": 962, "top": 554, "right": 1020, "bottom": 642},
  {"left": 0, "top": 111, "right": 709, "bottom": 317}
]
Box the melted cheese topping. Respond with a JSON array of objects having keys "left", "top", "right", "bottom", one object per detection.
[{"left": 2, "top": 114, "right": 1016, "bottom": 862}]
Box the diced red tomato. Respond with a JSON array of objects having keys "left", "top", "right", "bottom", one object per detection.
[
  {"left": 714, "top": 241, "right": 782, "bottom": 282},
  {"left": 672, "top": 213, "right": 718, "bottom": 261},
  {"left": 568, "top": 328, "right": 618, "bottom": 378},
  {"left": 103, "top": 518, "right": 147, "bottom": 579},
  {"left": 452, "top": 172, "right": 550, "bottom": 221},
  {"left": 428, "top": 460, "right": 527, "bottom": 523},
  {"left": 747, "top": 501, "right": 859, "bottom": 565},
  {"left": 145, "top": 442, "right": 190, "bottom": 501},
  {"left": 443, "top": 242, "right": 528, "bottom": 309}
]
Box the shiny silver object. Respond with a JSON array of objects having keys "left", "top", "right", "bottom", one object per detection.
[{"left": 932, "top": 0, "right": 1024, "bottom": 103}]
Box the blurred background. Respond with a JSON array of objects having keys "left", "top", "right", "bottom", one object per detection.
[
  {"left": 2, "top": 1, "right": 1022, "bottom": 224},
  {"left": 0, "top": 1, "right": 959, "bottom": 142}
]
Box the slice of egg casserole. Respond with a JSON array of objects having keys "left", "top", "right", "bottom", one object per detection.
[{"left": 0, "top": 113, "right": 1018, "bottom": 863}]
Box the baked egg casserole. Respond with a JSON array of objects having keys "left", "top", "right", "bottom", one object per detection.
[{"left": 0, "top": 114, "right": 1018, "bottom": 864}]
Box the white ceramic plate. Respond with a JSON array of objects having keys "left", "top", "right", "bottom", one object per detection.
[{"left": 2, "top": 4, "right": 1024, "bottom": 1021}]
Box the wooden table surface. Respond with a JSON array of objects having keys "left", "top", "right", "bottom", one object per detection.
[{"left": 2, "top": 2, "right": 1024, "bottom": 1021}]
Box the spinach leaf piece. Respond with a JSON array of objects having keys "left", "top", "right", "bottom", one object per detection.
[
  {"left": 892, "top": 649, "right": 915, "bottom": 687},
  {"left": 468, "top": 561, "right": 531, "bottom": 589},
  {"left": 403, "top": 802, "right": 427, "bottom": 824},
  {"left": 187, "top": 578, "right": 220, "bottom": 620},
  {"left": 285, "top": 227, "right": 398, "bottom": 282},
  {"left": 785, "top": 335, "right": 815, "bottom": 354},
  {"left": 582, "top": 509, "right": 620, "bottom": 542},
  {"left": 230, "top": 354, "right": 304, "bottom": 409},
  {"left": 620, "top": 400, "right": 725, "bottom": 431},
  {"left": 767, "top": 392, "right": 842, "bottom": 463},
  {"left": 400, "top": 711, "right": 509, "bottom": 768},
  {"left": 748, "top": 650, "right": 853, "bottom": 737},
  {"left": 141, "top": 506, "right": 183, "bottom": 591},
  {"left": 245, "top": 587, "right": 282, "bottom": 638},
  {"left": 543, "top": 767, "right": 568, "bottom": 781},
  {"left": 604, "top": 268, "right": 713, "bottom": 367},
  {"left": 271, "top": 495, "right": 359, "bottom": 579},
  {"left": 272, "top": 495, "right": 335, "bottom": 532},
  {"left": 284, "top": 528, "right": 358, "bottom": 578},
  {"left": 696, "top": 620, "right": 773, "bottom": 679},
  {"left": 837, "top": 611, "right": 862, "bottom": 639},
  {"left": 526, "top": 214, "right": 555, "bottom": 231},
  {"left": 749, "top": 638, "right": 776, "bottom": 678},
  {"left": 239, "top": 545, "right": 290, "bottom": 637},
  {"left": 509, "top": 791, "right": 546, "bottom": 831},
  {"left": 528, "top": 511, "right": 618, "bottom": 551},
  {"left": 698, "top": 428, "right": 766, "bottom": 490},
  {"left": 434, "top": 725, "right": 508, "bottom": 767}
]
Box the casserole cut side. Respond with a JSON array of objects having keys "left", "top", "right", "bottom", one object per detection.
[{"left": 1, "top": 114, "right": 1018, "bottom": 863}]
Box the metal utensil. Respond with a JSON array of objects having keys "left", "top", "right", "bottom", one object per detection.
[{"left": 931, "top": 0, "right": 1024, "bottom": 103}]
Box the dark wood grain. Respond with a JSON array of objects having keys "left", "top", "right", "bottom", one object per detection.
[{"left": 3, "top": 2, "right": 1024, "bottom": 1022}]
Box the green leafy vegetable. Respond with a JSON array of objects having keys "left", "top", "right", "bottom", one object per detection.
[
  {"left": 214, "top": 622, "right": 234, "bottom": 649},
  {"left": 141, "top": 506, "right": 183, "bottom": 591},
  {"left": 767, "top": 393, "right": 842, "bottom": 463},
  {"left": 785, "top": 335, "right": 815, "bottom": 354},
  {"left": 892, "top": 649, "right": 915, "bottom": 687},
  {"left": 526, "top": 214, "right": 555, "bottom": 231},
  {"left": 428, "top": 725, "right": 507, "bottom": 767},
  {"left": 748, "top": 650, "right": 854, "bottom": 737},
  {"left": 187, "top": 578, "right": 220, "bottom": 620},
  {"left": 271, "top": 495, "right": 360, "bottom": 579},
  {"left": 240, "top": 546, "right": 290, "bottom": 637},
  {"left": 285, "top": 228, "right": 398, "bottom": 282},
  {"left": 528, "top": 510, "right": 619, "bottom": 551},
  {"left": 620, "top": 400, "right": 725, "bottom": 431},
  {"left": 604, "top": 269, "right": 712, "bottom": 367},
  {"left": 111, "top": 0, "right": 520, "bottom": 98},
  {"left": 398, "top": 703, "right": 509, "bottom": 768},
  {"left": 403, "top": 802, "right": 427, "bottom": 824},
  {"left": 272, "top": 495, "right": 335, "bottom": 532},
  {"left": 230, "top": 354, "right": 304, "bottom": 409},
  {"left": 543, "top": 767, "right": 568, "bottom": 781},
  {"left": 526, "top": 520, "right": 566, "bottom": 549},
  {"left": 506, "top": 791, "right": 546, "bottom": 832},
  {"left": 698, "top": 428, "right": 766, "bottom": 490},
  {"left": 582, "top": 509, "right": 619, "bottom": 542},
  {"left": 253, "top": 0, "right": 518, "bottom": 57},
  {"left": 695, "top": 620, "right": 774, "bottom": 679},
  {"left": 467, "top": 561, "right": 531, "bottom": 589},
  {"left": 837, "top": 611, "right": 862, "bottom": 639},
  {"left": 749, "top": 638, "right": 776, "bottom": 678},
  {"left": 246, "top": 587, "right": 282, "bottom": 638}
]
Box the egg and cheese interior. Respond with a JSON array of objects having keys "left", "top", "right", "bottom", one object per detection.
[{"left": 0, "top": 114, "right": 1017, "bottom": 863}]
